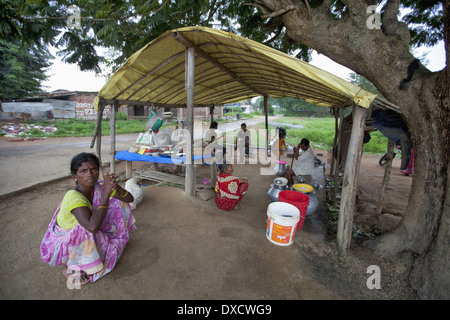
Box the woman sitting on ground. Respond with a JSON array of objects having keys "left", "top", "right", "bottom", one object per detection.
[
  {"left": 40, "top": 152, "right": 135, "bottom": 286},
  {"left": 215, "top": 162, "right": 248, "bottom": 211}
]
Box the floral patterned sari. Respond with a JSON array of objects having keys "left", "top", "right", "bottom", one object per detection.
[
  {"left": 40, "top": 181, "right": 135, "bottom": 283},
  {"left": 215, "top": 173, "right": 248, "bottom": 211}
]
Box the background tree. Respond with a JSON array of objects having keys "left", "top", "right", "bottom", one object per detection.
[
  {"left": 1, "top": 0, "right": 448, "bottom": 298},
  {"left": 260, "top": 96, "right": 330, "bottom": 116},
  {"left": 0, "top": 39, "right": 52, "bottom": 101},
  {"left": 347, "top": 73, "right": 381, "bottom": 96},
  {"left": 248, "top": 0, "right": 449, "bottom": 299}
]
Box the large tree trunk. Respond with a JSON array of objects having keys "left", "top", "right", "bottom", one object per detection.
[{"left": 255, "top": 0, "right": 450, "bottom": 298}]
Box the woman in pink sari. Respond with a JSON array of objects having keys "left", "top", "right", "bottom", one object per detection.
[
  {"left": 215, "top": 163, "right": 249, "bottom": 211},
  {"left": 40, "top": 153, "right": 135, "bottom": 286}
]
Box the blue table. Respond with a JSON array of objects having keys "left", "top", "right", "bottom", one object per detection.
[{"left": 115, "top": 150, "right": 210, "bottom": 179}]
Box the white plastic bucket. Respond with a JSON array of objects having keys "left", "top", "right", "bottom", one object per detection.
[{"left": 266, "top": 202, "right": 300, "bottom": 246}]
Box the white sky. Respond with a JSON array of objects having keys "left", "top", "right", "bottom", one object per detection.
[{"left": 42, "top": 41, "right": 446, "bottom": 93}]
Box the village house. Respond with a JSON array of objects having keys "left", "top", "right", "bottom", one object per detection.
[{"left": 1, "top": 90, "right": 223, "bottom": 122}]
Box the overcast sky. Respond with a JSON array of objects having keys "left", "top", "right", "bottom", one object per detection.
[{"left": 42, "top": 41, "right": 446, "bottom": 93}]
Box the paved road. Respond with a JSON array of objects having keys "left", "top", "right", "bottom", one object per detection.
[{"left": 0, "top": 116, "right": 283, "bottom": 197}]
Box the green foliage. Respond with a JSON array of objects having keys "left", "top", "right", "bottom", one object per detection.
[
  {"left": 0, "top": 0, "right": 444, "bottom": 74},
  {"left": 0, "top": 39, "right": 52, "bottom": 100},
  {"left": 43, "top": 118, "right": 146, "bottom": 137},
  {"left": 347, "top": 73, "right": 381, "bottom": 96},
  {"left": 275, "top": 117, "right": 389, "bottom": 154},
  {"left": 399, "top": 0, "right": 444, "bottom": 47}
]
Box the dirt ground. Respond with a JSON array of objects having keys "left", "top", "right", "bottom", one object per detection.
[{"left": 0, "top": 129, "right": 416, "bottom": 300}]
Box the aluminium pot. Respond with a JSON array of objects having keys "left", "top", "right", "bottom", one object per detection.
[
  {"left": 268, "top": 177, "right": 289, "bottom": 202},
  {"left": 291, "top": 183, "right": 319, "bottom": 216}
]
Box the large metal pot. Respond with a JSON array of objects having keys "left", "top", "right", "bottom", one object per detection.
[
  {"left": 292, "top": 183, "right": 319, "bottom": 216},
  {"left": 268, "top": 177, "right": 289, "bottom": 202},
  {"left": 274, "top": 161, "right": 287, "bottom": 176}
]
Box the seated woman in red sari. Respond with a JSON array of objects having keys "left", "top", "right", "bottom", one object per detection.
[{"left": 215, "top": 162, "right": 249, "bottom": 211}]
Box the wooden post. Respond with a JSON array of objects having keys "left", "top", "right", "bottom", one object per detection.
[
  {"left": 264, "top": 96, "right": 269, "bottom": 156},
  {"left": 95, "top": 102, "right": 105, "bottom": 180},
  {"left": 332, "top": 107, "right": 345, "bottom": 205},
  {"left": 337, "top": 103, "right": 367, "bottom": 257},
  {"left": 110, "top": 100, "right": 118, "bottom": 173},
  {"left": 209, "top": 105, "right": 216, "bottom": 188},
  {"left": 209, "top": 105, "right": 214, "bottom": 123},
  {"left": 377, "top": 140, "right": 394, "bottom": 215},
  {"left": 330, "top": 106, "right": 338, "bottom": 177},
  {"left": 185, "top": 47, "right": 195, "bottom": 196}
]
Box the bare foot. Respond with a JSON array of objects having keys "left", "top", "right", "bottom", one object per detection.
[{"left": 62, "top": 268, "right": 90, "bottom": 286}]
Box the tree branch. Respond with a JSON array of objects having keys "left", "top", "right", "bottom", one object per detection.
[
  {"left": 262, "top": 25, "right": 283, "bottom": 45},
  {"left": 261, "top": 5, "right": 298, "bottom": 19},
  {"left": 243, "top": 2, "right": 269, "bottom": 15},
  {"left": 304, "top": 0, "right": 311, "bottom": 20},
  {"left": 204, "top": 0, "right": 218, "bottom": 25},
  {"left": 382, "top": 0, "right": 401, "bottom": 36},
  {"left": 381, "top": 0, "right": 411, "bottom": 45}
]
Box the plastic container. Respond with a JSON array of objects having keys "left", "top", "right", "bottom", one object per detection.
[
  {"left": 278, "top": 190, "right": 309, "bottom": 230},
  {"left": 292, "top": 183, "right": 313, "bottom": 193},
  {"left": 146, "top": 110, "right": 163, "bottom": 132},
  {"left": 266, "top": 202, "right": 300, "bottom": 246}
]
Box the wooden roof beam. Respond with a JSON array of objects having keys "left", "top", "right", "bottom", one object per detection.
[
  {"left": 98, "top": 98, "right": 214, "bottom": 109},
  {"left": 171, "top": 31, "right": 265, "bottom": 97}
]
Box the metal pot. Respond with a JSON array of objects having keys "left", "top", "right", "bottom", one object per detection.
[
  {"left": 291, "top": 183, "right": 319, "bottom": 216},
  {"left": 268, "top": 179, "right": 289, "bottom": 202},
  {"left": 275, "top": 161, "right": 287, "bottom": 176}
]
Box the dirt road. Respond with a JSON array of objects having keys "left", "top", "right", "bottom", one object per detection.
[{"left": 0, "top": 116, "right": 278, "bottom": 197}]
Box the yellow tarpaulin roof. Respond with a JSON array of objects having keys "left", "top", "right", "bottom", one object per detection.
[{"left": 94, "top": 26, "right": 377, "bottom": 110}]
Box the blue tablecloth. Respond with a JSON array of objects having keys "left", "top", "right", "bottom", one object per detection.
[{"left": 115, "top": 150, "right": 208, "bottom": 164}]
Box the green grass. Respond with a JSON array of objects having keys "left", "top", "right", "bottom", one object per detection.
[
  {"left": 28, "top": 118, "right": 148, "bottom": 137},
  {"left": 259, "top": 117, "right": 389, "bottom": 155},
  {"left": 21, "top": 115, "right": 389, "bottom": 155}
]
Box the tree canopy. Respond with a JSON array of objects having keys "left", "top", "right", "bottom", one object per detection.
[
  {"left": 0, "top": 39, "right": 52, "bottom": 100},
  {"left": 1, "top": 0, "right": 443, "bottom": 101},
  {"left": 0, "top": 0, "right": 443, "bottom": 74}
]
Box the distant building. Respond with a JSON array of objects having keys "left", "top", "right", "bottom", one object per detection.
[
  {"left": 1, "top": 89, "right": 223, "bottom": 122},
  {"left": 1, "top": 90, "right": 124, "bottom": 121},
  {"left": 127, "top": 104, "right": 223, "bottom": 121}
]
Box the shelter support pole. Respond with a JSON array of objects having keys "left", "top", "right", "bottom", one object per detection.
[
  {"left": 209, "top": 105, "right": 216, "bottom": 188},
  {"left": 209, "top": 105, "right": 214, "bottom": 123},
  {"left": 330, "top": 107, "right": 338, "bottom": 177},
  {"left": 91, "top": 101, "right": 105, "bottom": 149},
  {"left": 110, "top": 100, "right": 118, "bottom": 173},
  {"left": 94, "top": 101, "right": 105, "bottom": 180},
  {"left": 337, "top": 103, "right": 367, "bottom": 257},
  {"left": 377, "top": 140, "right": 394, "bottom": 215},
  {"left": 264, "top": 96, "right": 269, "bottom": 156},
  {"left": 185, "top": 47, "right": 195, "bottom": 196},
  {"left": 332, "top": 107, "right": 345, "bottom": 205}
]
